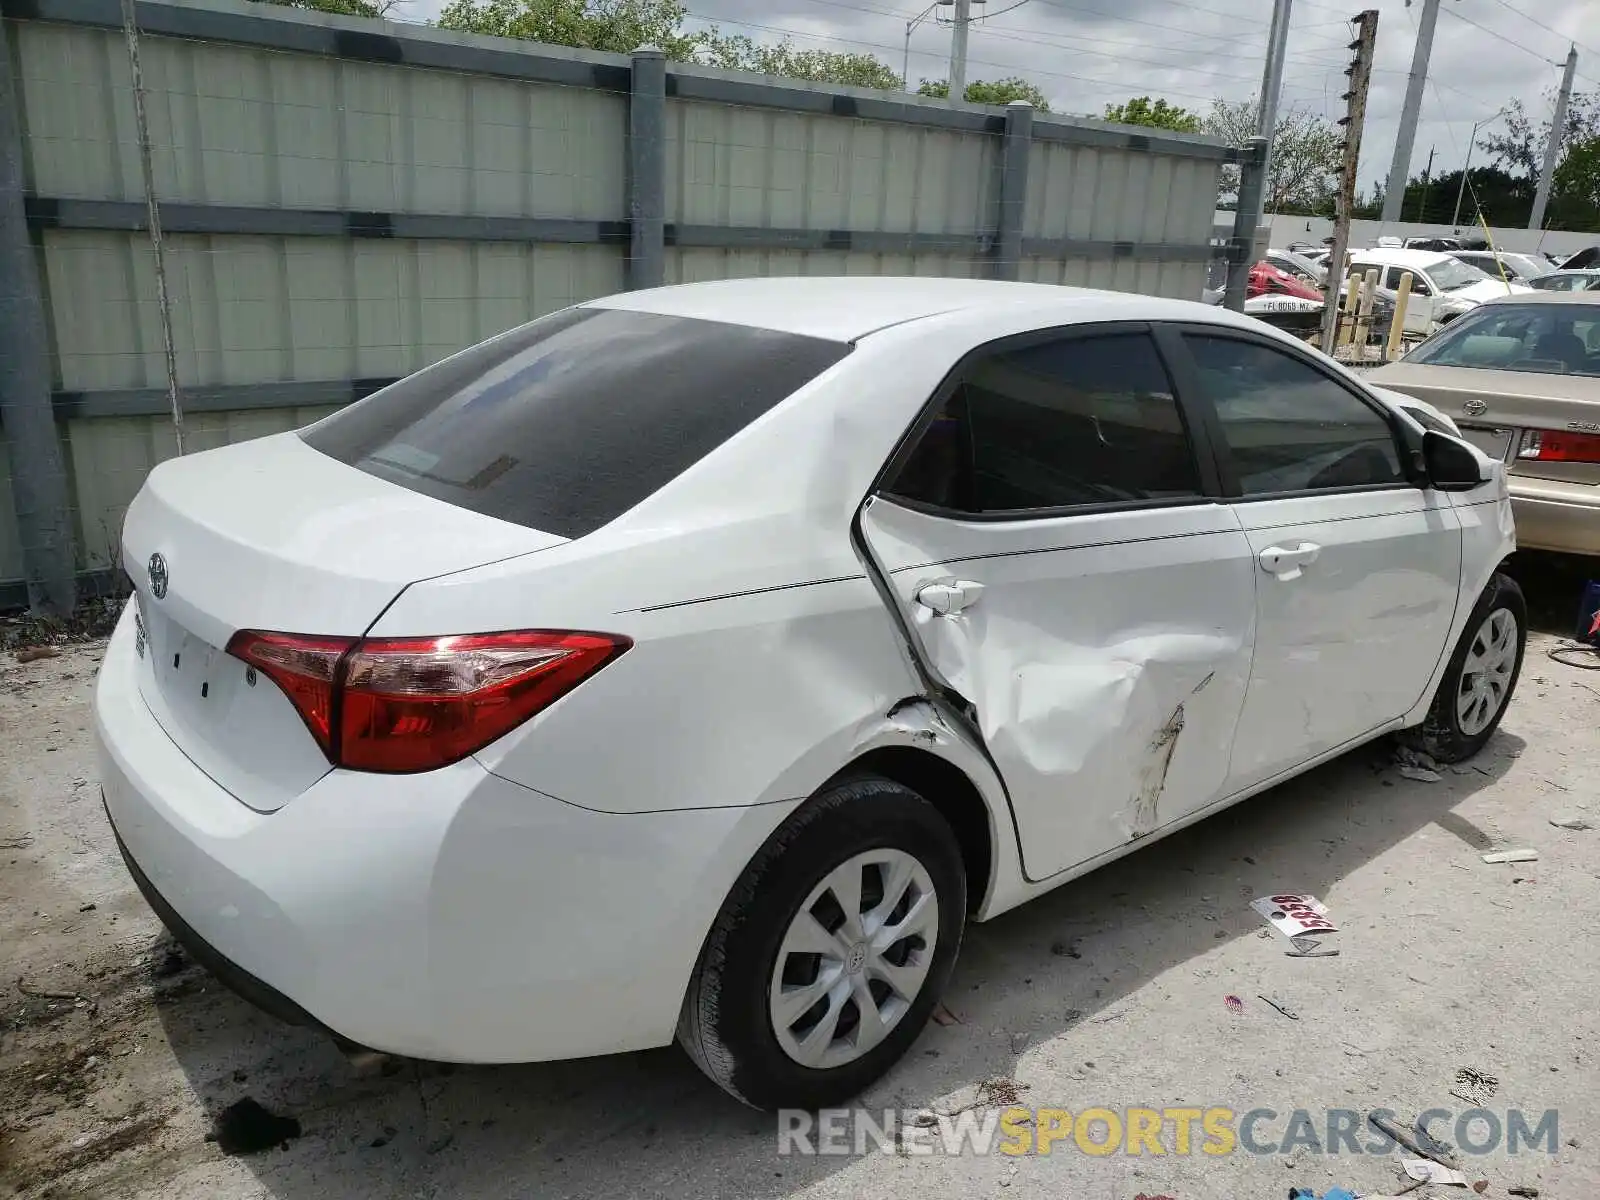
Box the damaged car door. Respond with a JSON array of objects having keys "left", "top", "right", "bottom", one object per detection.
[
  {"left": 858, "top": 326, "right": 1257, "bottom": 881},
  {"left": 1173, "top": 330, "right": 1463, "bottom": 792}
]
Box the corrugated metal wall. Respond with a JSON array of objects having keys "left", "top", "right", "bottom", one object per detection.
[{"left": 0, "top": 0, "right": 1231, "bottom": 593}]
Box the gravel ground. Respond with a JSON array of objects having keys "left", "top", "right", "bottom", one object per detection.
[{"left": 1, "top": 598, "right": 1597, "bottom": 1200}]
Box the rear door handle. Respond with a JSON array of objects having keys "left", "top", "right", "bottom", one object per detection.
[
  {"left": 1259, "top": 542, "right": 1321, "bottom": 581},
  {"left": 916, "top": 579, "right": 985, "bottom": 615}
]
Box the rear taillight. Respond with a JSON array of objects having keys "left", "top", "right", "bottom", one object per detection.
[
  {"left": 226, "top": 629, "right": 629, "bottom": 774},
  {"left": 227, "top": 631, "right": 351, "bottom": 758},
  {"left": 1518, "top": 429, "right": 1600, "bottom": 464}
]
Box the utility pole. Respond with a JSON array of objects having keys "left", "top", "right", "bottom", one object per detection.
[
  {"left": 1381, "top": 0, "right": 1440, "bottom": 223},
  {"left": 1256, "top": 0, "right": 1293, "bottom": 187},
  {"left": 1530, "top": 45, "right": 1578, "bottom": 231},
  {"left": 948, "top": 0, "right": 971, "bottom": 99},
  {"left": 1321, "top": 9, "right": 1379, "bottom": 355},
  {"left": 1417, "top": 145, "right": 1435, "bottom": 222}
]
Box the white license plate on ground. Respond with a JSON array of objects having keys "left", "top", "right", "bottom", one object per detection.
[{"left": 1458, "top": 423, "right": 1518, "bottom": 463}]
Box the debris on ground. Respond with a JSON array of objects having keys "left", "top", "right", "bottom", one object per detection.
[
  {"left": 1482, "top": 849, "right": 1539, "bottom": 864},
  {"left": 930, "top": 1003, "right": 962, "bottom": 1026},
  {"left": 1251, "top": 894, "right": 1338, "bottom": 938},
  {"left": 1508, "top": 1186, "right": 1541, "bottom": 1197},
  {"left": 1450, "top": 1066, "right": 1499, "bottom": 1106},
  {"left": 1223, "top": 994, "right": 1244, "bottom": 1014},
  {"left": 1285, "top": 935, "right": 1339, "bottom": 958},
  {"left": 1549, "top": 813, "right": 1594, "bottom": 831},
  {"left": 14, "top": 646, "right": 60, "bottom": 663},
  {"left": 1400, "top": 1156, "right": 1468, "bottom": 1186},
  {"left": 1394, "top": 746, "right": 1444, "bottom": 781},
  {"left": 209, "top": 1097, "right": 302, "bottom": 1156},
  {"left": 1257, "top": 994, "right": 1298, "bottom": 1020},
  {"left": 1288, "top": 1187, "right": 1356, "bottom": 1200},
  {"left": 1368, "top": 1113, "right": 1459, "bottom": 1169}
]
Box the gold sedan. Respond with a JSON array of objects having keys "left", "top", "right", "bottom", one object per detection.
[{"left": 1370, "top": 292, "right": 1600, "bottom": 556}]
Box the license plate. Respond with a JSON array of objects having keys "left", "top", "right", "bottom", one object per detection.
[{"left": 1458, "top": 423, "right": 1517, "bottom": 463}]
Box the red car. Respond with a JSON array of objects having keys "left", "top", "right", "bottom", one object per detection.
[{"left": 1248, "top": 260, "right": 1323, "bottom": 301}]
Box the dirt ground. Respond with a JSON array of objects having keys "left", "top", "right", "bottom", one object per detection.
[{"left": 2, "top": 555, "right": 1598, "bottom": 1200}]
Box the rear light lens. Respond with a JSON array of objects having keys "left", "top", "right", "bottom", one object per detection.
[
  {"left": 227, "top": 631, "right": 352, "bottom": 758},
  {"left": 1518, "top": 429, "right": 1600, "bottom": 464},
  {"left": 226, "top": 629, "right": 629, "bottom": 774}
]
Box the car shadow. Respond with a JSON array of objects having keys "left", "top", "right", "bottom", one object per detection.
[{"left": 150, "top": 729, "right": 1524, "bottom": 1199}]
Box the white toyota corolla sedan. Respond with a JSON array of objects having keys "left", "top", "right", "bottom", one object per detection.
[{"left": 96, "top": 277, "right": 1524, "bottom": 1110}]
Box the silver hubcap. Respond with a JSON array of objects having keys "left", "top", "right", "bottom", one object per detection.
[
  {"left": 1458, "top": 608, "right": 1518, "bottom": 736},
  {"left": 769, "top": 849, "right": 940, "bottom": 1070}
]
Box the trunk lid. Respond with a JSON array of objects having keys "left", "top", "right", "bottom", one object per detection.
[
  {"left": 122, "top": 432, "right": 565, "bottom": 810},
  {"left": 1368, "top": 362, "right": 1600, "bottom": 485}
]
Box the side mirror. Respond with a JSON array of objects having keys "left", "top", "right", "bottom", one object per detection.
[{"left": 1423, "top": 430, "right": 1490, "bottom": 491}]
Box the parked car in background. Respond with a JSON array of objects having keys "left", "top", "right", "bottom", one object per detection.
[
  {"left": 1249, "top": 260, "right": 1323, "bottom": 302},
  {"left": 1267, "top": 248, "right": 1328, "bottom": 287},
  {"left": 1529, "top": 270, "right": 1600, "bottom": 293},
  {"left": 1559, "top": 246, "right": 1600, "bottom": 270},
  {"left": 1372, "top": 292, "right": 1600, "bottom": 556},
  {"left": 1450, "top": 250, "right": 1550, "bottom": 284},
  {"left": 95, "top": 276, "right": 1524, "bottom": 1110},
  {"left": 1347, "top": 248, "right": 1531, "bottom": 335},
  {"left": 1404, "top": 236, "right": 1464, "bottom": 253}
]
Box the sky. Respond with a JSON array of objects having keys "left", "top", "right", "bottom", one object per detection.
[{"left": 401, "top": 0, "right": 1600, "bottom": 194}]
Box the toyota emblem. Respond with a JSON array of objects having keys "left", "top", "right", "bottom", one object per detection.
[
  {"left": 148, "top": 552, "right": 169, "bottom": 600},
  {"left": 1462, "top": 398, "right": 1489, "bottom": 417}
]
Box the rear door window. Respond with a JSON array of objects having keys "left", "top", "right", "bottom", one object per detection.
[
  {"left": 302, "top": 308, "right": 850, "bottom": 538},
  {"left": 886, "top": 331, "right": 1201, "bottom": 513}
]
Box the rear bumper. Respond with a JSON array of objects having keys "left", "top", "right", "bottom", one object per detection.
[
  {"left": 1510, "top": 478, "right": 1600, "bottom": 556},
  {"left": 94, "top": 602, "right": 790, "bottom": 1063}
]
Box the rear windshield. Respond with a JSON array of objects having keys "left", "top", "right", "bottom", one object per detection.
[
  {"left": 1405, "top": 301, "right": 1600, "bottom": 377},
  {"left": 302, "top": 307, "right": 850, "bottom": 538}
]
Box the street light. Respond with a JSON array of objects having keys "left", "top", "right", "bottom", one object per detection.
[
  {"left": 1452, "top": 107, "right": 1512, "bottom": 229},
  {"left": 903, "top": 1, "right": 952, "bottom": 92}
]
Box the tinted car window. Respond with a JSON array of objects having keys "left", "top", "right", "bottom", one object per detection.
[
  {"left": 303, "top": 308, "right": 850, "bottom": 538},
  {"left": 1405, "top": 302, "right": 1600, "bottom": 377},
  {"left": 1184, "top": 335, "right": 1405, "bottom": 495},
  {"left": 888, "top": 333, "right": 1199, "bottom": 513}
]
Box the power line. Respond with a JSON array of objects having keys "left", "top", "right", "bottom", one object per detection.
[
  {"left": 1482, "top": 0, "right": 1599, "bottom": 62},
  {"left": 1440, "top": 6, "right": 1564, "bottom": 68}
]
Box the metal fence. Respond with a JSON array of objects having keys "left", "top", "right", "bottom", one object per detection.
[{"left": 0, "top": 0, "right": 1239, "bottom": 611}]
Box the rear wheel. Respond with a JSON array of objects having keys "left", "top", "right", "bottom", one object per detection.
[
  {"left": 677, "top": 774, "right": 966, "bottom": 1110},
  {"left": 1401, "top": 572, "right": 1526, "bottom": 763}
]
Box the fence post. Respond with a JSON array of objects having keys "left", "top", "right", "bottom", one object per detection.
[
  {"left": 627, "top": 46, "right": 666, "bottom": 291},
  {"left": 992, "top": 100, "right": 1032, "bottom": 281},
  {"left": 1224, "top": 136, "right": 1270, "bottom": 312},
  {"left": 0, "top": 16, "right": 76, "bottom": 616}
]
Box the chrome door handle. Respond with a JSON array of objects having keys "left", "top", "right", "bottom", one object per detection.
[
  {"left": 915, "top": 579, "right": 985, "bottom": 615},
  {"left": 1259, "top": 542, "right": 1321, "bottom": 581}
]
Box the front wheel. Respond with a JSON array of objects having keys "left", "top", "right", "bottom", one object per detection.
[
  {"left": 677, "top": 774, "right": 966, "bottom": 1110},
  {"left": 1401, "top": 571, "right": 1526, "bottom": 763}
]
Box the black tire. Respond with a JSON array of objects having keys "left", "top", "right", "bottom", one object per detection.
[
  {"left": 1400, "top": 571, "right": 1527, "bottom": 763},
  {"left": 676, "top": 774, "right": 966, "bottom": 1111}
]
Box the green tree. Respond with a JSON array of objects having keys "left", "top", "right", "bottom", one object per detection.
[
  {"left": 700, "top": 35, "right": 900, "bottom": 90},
  {"left": 1207, "top": 97, "right": 1341, "bottom": 214},
  {"left": 917, "top": 77, "right": 1051, "bottom": 111},
  {"left": 1474, "top": 88, "right": 1600, "bottom": 230},
  {"left": 1102, "top": 95, "right": 1201, "bottom": 133},
  {"left": 435, "top": 0, "right": 704, "bottom": 60}
]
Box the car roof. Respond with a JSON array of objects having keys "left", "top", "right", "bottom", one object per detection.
[
  {"left": 585, "top": 276, "right": 1247, "bottom": 342},
  {"left": 1480, "top": 289, "right": 1600, "bottom": 306},
  {"left": 1349, "top": 247, "right": 1451, "bottom": 267}
]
